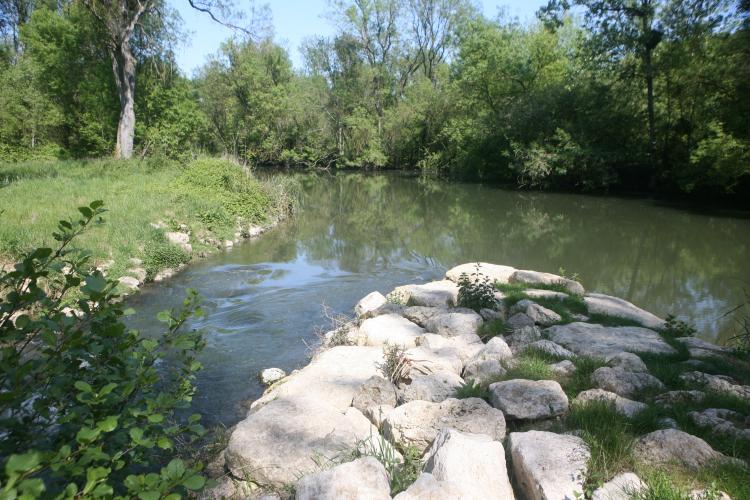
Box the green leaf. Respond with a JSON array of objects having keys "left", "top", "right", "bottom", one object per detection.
[
  {"left": 164, "top": 459, "right": 185, "bottom": 481},
  {"left": 96, "top": 415, "right": 119, "bottom": 433},
  {"left": 78, "top": 206, "right": 93, "bottom": 218},
  {"left": 83, "top": 275, "right": 107, "bottom": 294},
  {"left": 182, "top": 475, "right": 206, "bottom": 490},
  {"left": 76, "top": 426, "right": 101, "bottom": 444},
  {"left": 74, "top": 381, "right": 93, "bottom": 393},
  {"left": 5, "top": 452, "right": 41, "bottom": 475},
  {"left": 156, "top": 436, "right": 172, "bottom": 450},
  {"left": 98, "top": 382, "right": 117, "bottom": 396},
  {"left": 138, "top": 491, "right": 161, "bottom": 500},
  {"left": 156, "top": 310, "right": 172, "bottom": 323},
  {"left": 147, "top": 414, "right": 164, "bottom": 423},
  {"left": 129, "top": 428, "right": 144, "bottom": 443},
  {"left": 90, "top": 200, "right": 104, "bottom": 209}
]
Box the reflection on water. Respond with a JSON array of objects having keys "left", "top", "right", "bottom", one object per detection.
[{"left": 126, "top": 172, "right": 750, "bottom": 426}]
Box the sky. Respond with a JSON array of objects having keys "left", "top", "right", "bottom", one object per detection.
[{"left": 170, "top": 0, "right": 548, "bottom": 76}]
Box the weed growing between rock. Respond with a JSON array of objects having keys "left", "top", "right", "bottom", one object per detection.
[
  {"left": 478, "top": 318, "right": 507, "bottom": 341},
  {"left": 455, "top": 380, "right": 491, "bottom": 401},
  {"left": 379, "top": 343, "right": 408, "bottom": 383},
  {"left": 456, "top": 263, "right": 497, "bottom": 312}
]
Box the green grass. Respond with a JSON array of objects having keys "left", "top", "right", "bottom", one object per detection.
[
  {"left": 588, "top": 313, "right": 646, "bottom": 328},
  {"left": 478, "top": 318, "right": 507, "bottom": 341},
  {"left": 0, "top": 157, "right": 293, "bottom": 283},
  {"left": 561, "top": 356, "right": 608, "bottom": 397},
  {"left": 455, "top": 380, "right": 491, "bottom": 401},
  {"left": 497, "top": 355, "right": 554, "bottom": 381}
]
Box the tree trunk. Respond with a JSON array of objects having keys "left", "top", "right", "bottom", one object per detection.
[{"left": 112, "top": 40, "right": 136, "bottom": 159}]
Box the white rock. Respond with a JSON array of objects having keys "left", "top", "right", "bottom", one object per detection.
[
  {"left": 506, "top": 312, "right": 535, "bottom": 331},
  {"left": 408, "top": 280, "right": 459, "bottom": 307},
  {"left": 677, "top": 337, "right": 734, "bottom": 359},
  {"left": 679, "top": 371, "right": 750, "bottom": 400},
  {"left": 295, "top": 457, "right": 391, "bottom": 500},
  {"left": 251, "top": 346, "right": 384, "bottom": 411},
  {"left": 574, "top": 389, "right": 647, "bottom": 417},
  {"left": 118, "top": 276, "right": 140, "bottom": 289},
  {"left": 489, "top": 379, "right": 569, "bottom": 420},
  {"left": 403, "top": 346, "right": 463, "bottom": 376},
  {"left": 605, "top": 352, "right": 648, "bottom": 373},
  {"left": 584, "top": 293, "right": 665, "bottom": 329},
  {"left": 525, "top": 289, "right": 569, "bottom": 300},
  {"left": 363, "top": 404, "right": 394, "bottom": 429},
  {"left": 402, "top": 306, "right": 447, "bottom": 326},
  {"left": 392, "top": 473, "right": 463, "bottom": 500},
  {"left": 689, "top": 408, "right": 750, "bottom": 440},
  {"left": 424, "top": 308, "right": 483, "bottom": 337},
  {"left": 591, "top": 472, "right": 646, "bottom": 500},
  {"left": 509, "top": 430, "right": 590, "bottom": 500},
  {"left": 416, "top": 333, "right": 483, "bottom": 363},
  {"left": 423, "top": 428, "right": 515, "bottom": 500},
  {"left": 398, "top": 370, "right": 464, "bottom": 403},
  {"left": 510, "top": 269, "right": 585, "bottom": 295},
  {"left": 224, "top": 240, "right": 234, "bottom": 249},
  {"left": 479, "top": 308, "right": 503, "bottom": 322},
  {"left": 632, "top": 429, "right": 726, "bottom": 469},
  {"left": 525, "top": 339, "right": 575, "bottom": 359},
  {"left": 511, "top": 299, "right": 561, "bottom": 326},
  {"left": 226, "top": 398, "right": 383, "bottom": 486},
  {"left": 507, "top": 326, "right": 542, "bottom": 352},
  {"left": 165, "top": 231, "right": 192, "bottom": 252},
  {"left": 689, "top": 489, "right": 732, "bottom": 500},
  {"left": 445, "top": 262, "right": 517, "bottom": 285},
  {"left": 545, "top": 322, "right": 677, "bottom": 358},
  {"left": 355, "top": 291, "right": 387, "bottom": 317},
  {"left": 360, "top": 314, "right": 424, "bottom": 348},
  {"left": 654, "top": 390, "right": 706, "bottom": 408},
  {"left": 592, "top": 367, "right": 665, "bottom": 398},
  {"left": 127, "top": 267, "right": 147, "bottom": 282},
  {"left": 382, "top": 398, "right": 506, "bottom": 453},
  {"left": 550, "top": 360, "right": 576, "bottom": 377},
  {"left": 352, "top": 376, "right": 398, "bottom": 413},
  {"left": 259, "top": 367, "right": 286, "bottom": 386},
  {"left": 462, "top": 337, "right": 513, "bottom": 384}
]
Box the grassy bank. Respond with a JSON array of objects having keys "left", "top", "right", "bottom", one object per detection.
[{"left": 0, "top": 157, "right": 295, "bottom": 284}]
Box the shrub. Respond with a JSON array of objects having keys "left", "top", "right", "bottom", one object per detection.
[
  {"left": 144, "top": 236, "right": 192, "bottom": 279},
  {"left": 455, "top": 380, "right": 490, "bottom": 401},
  {"left": 0, "top": 202, "right": 208, "bottom": 497},
  {"left": 457, "top": 264, "right": 496, "bottom": 312},
  {"left": 663, "top": 314, "right": 697, "bottom": 338},
  {"left": 379, "top": 343, "right": 408, "bottom": 383}
]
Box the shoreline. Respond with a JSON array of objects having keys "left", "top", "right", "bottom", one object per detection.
[{"left": 204, "top": 262, "right": 750, "bottom": 499}]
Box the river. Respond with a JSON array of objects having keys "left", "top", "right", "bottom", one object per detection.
[{"left": 125, "top": 172, "right": 750, "bottom": 427}]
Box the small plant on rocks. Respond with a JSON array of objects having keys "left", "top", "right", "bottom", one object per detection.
[
  {"left": 379, "top": 343, "right": 408, "bottom": 383},
  {"left": 663, "top": 314, "right": 697, "bottom": 337},
  {"left": 457, "top": 263, "right": 497, "bottom": 312}
]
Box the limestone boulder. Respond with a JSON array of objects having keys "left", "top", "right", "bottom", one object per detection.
[
  {"left": 363, "top": 404, "right": 394, "bottom": 429},
  {"left": 423, "top": 308, "right": 483, "bottom": 337},
  {"left": 689, "top": 408, "right": 750, "bottom": 440},
  {"left": 509, "top": 430, "right": 590, "bottom": 500},
  {"left": 445, "top": 262, "right": 516, "bottom": 285},
  {"left": 591, "top": 473, "right": 646, "bottom": 500},
  {"left": 510, "top": 299, "right": 562, "bottom": 326},
  {"left": 489, "top": 379, "right": 569, "bottom": 420},
  {"left": 677, "top": 337, "right": 734, "bottom": 359},
  {"left": 583, "top": 293, "right": 665, "bottom": 329},
  {"left": 510, "top": 269, "right": 585, "bottom": 295},
  {"left": 525, "top": 340, "right": 575, "bottom": 359},
  {"left": 605, "top": 352, "right": 648, "bottom": 373},
  {"left": 506, "top": 326, "right": 542, "bottom": 351},
  {"left": 653, "top": 390, "right": 706, "bottom": 408},
  {"left": 574, "top": 389, "right": 647, "bottom": 417},
  {"left": 226, "top": 397, "right": 381, "bottom": 486},
  {"left": 382, "top": 398, "right": 506, "bottom": 453},
  {"left": 355, "top": 291, "right": 387, "bottom": 317},
  {"left": 351, "top": 376, "right": 398, "bottom": 414},
  {"left": 416, "top": 333, "right": 483, "bottom": 363},
  {"left": 423, "top": 428, "right": 515, "bottom": 500},
  {"left": 402, "top": 306, "right": 447, "bottom": 327},
  {"left": 525, "top": 289, "right": 569, "bottom": 300},
  {"left": 408, "top": 280, "right": 459, "bottom": 307},
  {"left": 259, "top": 368, "right": 286, "bottom": 386},
  {"left": 404, "top": 347, "right": 463, "bottom": 375},
  {"left": 549, "top": 360, "right": 576, "bottom": 377},
  {"left": 545, "top": 322, "right": 677, "bottom": 358},
  {"left": 632, "top": 429, "right": 727, "bottom": 470},
  {"left": 592, "top": 367, "right": 664, "bottom": 398},
  {"left": 251, "top": 346, "right": 383, "bottom": 411},
  {"left": 119, "top": 276, "right": 140, "bottom": 290},
  {"left": 398, "top": 370, "right": 464, "bottom": 403},
  {"left": 506, "top": 312, "right": 535, "bottom": 331},
  {"left": 295, "top": 457, "right": 391, "bottom": 500},
  {"left": 392, "top": 473, "right": 462, "bottom": 500},
  {"left": 462, "top": 337, "right": 513, "bottom": 384},
  {"left": 360, "top": 314, "right": 424, "bottom": 348},
  {"left": 680, "top": 371, "right": 750, "bottom": 400}
]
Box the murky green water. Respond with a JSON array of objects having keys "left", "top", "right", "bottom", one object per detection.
[{"left": 126, "top": 172, "right": 750, "bottom": 426}]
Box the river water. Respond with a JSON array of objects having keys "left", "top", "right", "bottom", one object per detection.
[{"left": 126, "top": 172, "right": 750, "bottom": 427}]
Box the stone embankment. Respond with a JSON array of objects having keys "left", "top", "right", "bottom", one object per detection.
[{"left": 206, "top": 262, "right": 749, "bottom": 499}]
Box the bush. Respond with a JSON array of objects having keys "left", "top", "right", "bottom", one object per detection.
[
  {"left": 457, "top": 264, "right": 496, "bottom": 312},
  {"left": 0, "top": 202, "right": 208, "bottom": 497},
  {"left": 144, "top": 236, "right": 192, "bottom": 279},
  {"left": 663, "top": 314, "right": 697, "bottom": 338}
]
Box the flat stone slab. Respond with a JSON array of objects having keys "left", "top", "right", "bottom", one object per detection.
[
  {"left": 392, "top": 473, "right": 462, "bottom": 500},
  {"left": 632, "top": 429, "right": 726, "bottom": 470},
  {"left": 407, "top": 280, "right": 459, "bottom": 307},
  {"left": 510, "top": 269, "right": 585, "bottom": 295},
  {"left": 355, "top": 291, "right": 387, "bottom": 317},
  {"left": 398, "top": 370, "right": 464, "bottom": 403},
  {"left": 402, "top": 306, "right": 448, "bottom": 327},
  {"left": 676, "top": 337, "right": 734, "bottom": 359},
  {"left": 404, "top": 346, "right": 463, "bottom": 375},
  {"left": 445, "top": 262, "right": 517, "bottom": 284},
  {"left": 545, "top": 322, "right": 677, "bottom": 358},
  {"left": 360, "top": 314, "right": 424, "bottom": 348},
  {"left": 382, "top": 397, "right": 506, "bottom": 453},
  {"left": 423, "top": 308, "right": 483, "bottom": 337},
  {"left": 226, "top": 397, "right": 380, "bottom": 486},
  {"left": 592, "top": 367, "right": 665, "bottom": 398},
  {"left": 509, "top": 430, "right": 590, "bottom": 500},
  {"left": 423, "top": 428, "right": 514, "bottom": 500},
  {"left": 525, "top": 339, "right": 575, "bottom": 359},
  {"left": 352, "top": 376, "right": 398, "bottom": 413},
  {"left": 295, "top": 457, "right": 391, "bottom": 500},
  {"left": 584, "top": 293, "right": 665, "bottom": 329},
  {"left": 489, "top": 379, "right": 569, "bottom": 420},
  {"left": 417, "top": 333, "right": 483, "bottom": 363},
  {"left": 251, "top": 346, "right": 384, "bottom": 411},
  {"left": 574, "top": 389, "right": 647, "bottom": 417}
]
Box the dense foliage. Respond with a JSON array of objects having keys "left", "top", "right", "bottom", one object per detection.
[
  {"left": 1, "top": 0, "right": 749, "bottom": 197},
  {"left": 0, "top": 202, "right": 208, "bottom": 497}
]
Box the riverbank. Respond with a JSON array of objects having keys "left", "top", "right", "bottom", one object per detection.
[
  {"left": 0, "top": 157, "right": 296, "bottom": 292},
  {"left": 207, "top": 262, "right": 750, "bottom": 499}
]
